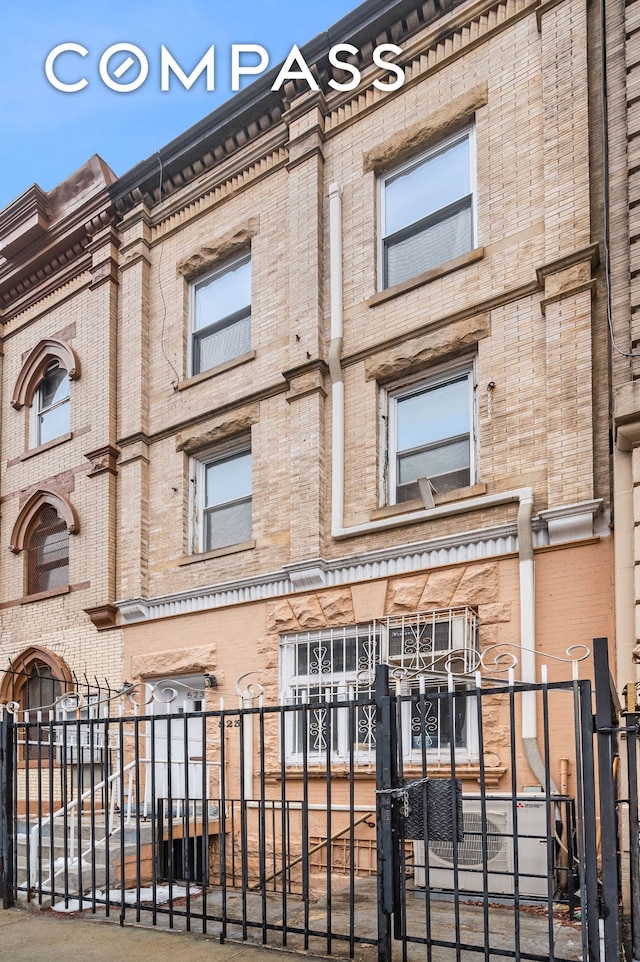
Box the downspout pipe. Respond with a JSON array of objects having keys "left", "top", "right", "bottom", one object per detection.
[
  {"left": 329, "top": 182, "right": 344, "bottom": 536},
  {"left": 518, "top": 491, "right": 557, "bottom": 793}
]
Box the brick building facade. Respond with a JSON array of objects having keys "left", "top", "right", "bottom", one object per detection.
[{"left": 0, "top": 0, "right": 619, "bottom": 795}]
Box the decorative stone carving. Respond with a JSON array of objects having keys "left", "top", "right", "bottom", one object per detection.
[
  {"left": 176, "top": 405, "right": 258, "bottom": 454},
  {"left": 85, "top": 444, "right": 120, "bottom": 477},
  {"left": 176, "top": 218, "right": 258, "bottom": 279},
  {"left": 10, "top": 489, "right": 79, "bottom": 553},
  {"left": 363, "top": 83, "right": 488, "bottom": 174},
  {"left": 84, "top": 604, "right": 118, "bottom": 630}
]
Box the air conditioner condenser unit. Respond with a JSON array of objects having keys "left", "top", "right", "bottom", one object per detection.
[{"left": 412, "top": 794, "right": 550, "bottom": 898}]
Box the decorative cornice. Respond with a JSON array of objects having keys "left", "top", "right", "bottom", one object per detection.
[
  {"left": 109, "top": 0, "right": 467, "bottom": 215},
  {"left": 0, "top": 185, "right": 51, "bottom": 258},
  {"left": 115, "top": 502, "right": 609, "bottom": 623}
]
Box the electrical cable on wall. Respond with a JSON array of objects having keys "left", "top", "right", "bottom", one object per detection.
[{"left": 156, "top": 151, "right": 181, "bottom": 388}]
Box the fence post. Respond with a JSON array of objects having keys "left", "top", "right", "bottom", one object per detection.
[
  {"left": 624, "top": 714, "right": 640, "bottom": 962},
  {"left": 0, "top": 708, "right": 15, "bottom": 909},
  {"left": 593, "top": 637, "right": 621, "bottom": 959},
  {"left": 375, "top": 663, "right": 397, "bottom": 962}
]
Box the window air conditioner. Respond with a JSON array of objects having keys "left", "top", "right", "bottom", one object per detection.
[{"left": 412, "top": 795, "right": 550, "bottom": 898}]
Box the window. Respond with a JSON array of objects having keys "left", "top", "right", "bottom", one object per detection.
[
  {"left": 194, "top": 447, "right": 252, "bottom": 552},
  {"left": 32, "top": 362, "right": 70, "bottom": 446},
  {"left": 379, "top": 128, "right": 475, "bottom": 289},
  {"left": 26, "top": 505, "right": 69, "bottom": 594},
  {"left": 23, "top": 661, "right": 62, "bottom": 761},
  {"left": 190, "top": 254, "right": 251, "bottom": 375},
  {"left": 279, "top": 625, "right": 378, "bottom": 762},
  {"left": 280, "top": 608, "right": 478, "bottom": 764},
  {"left": 387, "top": 368, "right": 474, "bottom": 504}
]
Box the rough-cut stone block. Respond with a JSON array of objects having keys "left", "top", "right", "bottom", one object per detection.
[
  {"left": 130, "top": 643, "right": 217, "bottom": 679},
  {"left": 451, "top": 564, "right": 499, "bottom": 605},
  {"left": 385, "top": 576, "right": 428, "bottom": 613},
  {"left": 290, "top": 594, "right": 327, "bottom": 629},
  {"left": 319, "top": 589, "right": 355, "bottom": 625},
  {"left": 364, "top": 314, "right": 490, "bottom": 383},
  {"left": 265, "top": 600, "right": 300, "bottom": 634},
  {"left": 418, "top": 569, "right": 464, "bottom": 609},
  {"left": 477, "top": 603, "right": 512, "bottom": 624}
]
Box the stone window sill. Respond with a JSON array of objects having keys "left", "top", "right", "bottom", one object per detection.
[
  {"left": 178, "top": 351, "right": 256, "bottom": 391},
  {"left": 367, "top": 247, "right": 484, "bottom": 309},
  {"left": 370, "top": 483, "right": 487, "bottom": 521},
  {"left": 20, "top": 585, "right": 70, "bottom": 605},
  {"left": 177, "top": 539, "right": 256, "bottom": 566},
  {"left": 17, "top": 433, "right": 73, "bottom": 462}
]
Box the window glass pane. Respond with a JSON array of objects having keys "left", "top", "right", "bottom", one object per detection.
[
  {"left": 396, "top": 378, "right": 469, "bottom": 452},
  {"left": 205, "top": 451, "right": 251, "bottom": 507},
  {"left": 194, "top": 258, "right": 251, "bottom": 331},
  {"left": 385, "top": 138, "right": 470, "bottom": 236},
  {"left": 27, "top": 507, "right": 69, "bottom": 594},
  {"left": 38, "top": 401, "right": 70, "bottom": 445},
  {"left": 204, "top": 498, "right": 252, "bottom": 550},
  {"left": 398, "top": 438, "right": 470, "bottom": 485},
  {"left": 40, "top": 368, "right": 69, "bottom": 409},
  {"left": 385, "top": 202, "right": 472, "bottom": 287},
  {"left": 195, "top": 312, "right": 250, "bottom": 371}
]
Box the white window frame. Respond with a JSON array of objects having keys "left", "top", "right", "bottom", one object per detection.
[
  {"left": 189, "top": 252, "right": 251, "bottom": 376},
  {"left": 31, "top": 362, "right": 70, "bottom": 447},
  {"left": 279, "top": 624, "right": 378, "bottom": 765},
  {"left": 279, "top": 608, "right": 479, "bottom": 766},
  {"left": 190, "top": 441, "right": 252, "bottom": 554},
  {"left": 377, "top": 125, "right": 477, "bottom": 291},
  {"left": 383, "top": 361, "right": 476, "bottom": 507}
]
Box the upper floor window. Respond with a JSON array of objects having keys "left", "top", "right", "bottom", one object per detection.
[
  {"left": 193, "top": 446, "right": 252, "bottom": 552},
  {"left": 387, "top": 368, "right": 474, "bottom": 505},
  {"left": 32, "top": 362, "right": 70, "bottom": 447},
  {"left": 379, "top": 128, "right": 475, "bottom": 289},
  {"left": 26, "top": 505, "right": 69, "bottom": 594},
  {"left": 190, "top": 254, "right": 251, "bottom": 375}
]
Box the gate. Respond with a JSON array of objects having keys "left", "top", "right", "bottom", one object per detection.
[{"left": 0, "top": 640, "right": 636, "bottom": 962}]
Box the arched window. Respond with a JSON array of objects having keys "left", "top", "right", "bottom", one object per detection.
[
  {"left": 32, "top": 362, "right": 70, "bottom": 446},
  {"left": 26, "top": 506, "right": 69, "bottom": 594},
  {"left": 11, "top": 338, "right": 80, "bottom": 450},
  {"left": 0, "top": 648, "right": 71, "bottom": 763}
]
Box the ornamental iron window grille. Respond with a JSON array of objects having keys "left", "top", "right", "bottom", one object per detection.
[{"left": 280, "top": 608, "right": 478, "bottom": 763}]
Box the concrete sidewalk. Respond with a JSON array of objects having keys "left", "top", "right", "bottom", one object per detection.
[{"left": 0, "top": 907, "right": 307, "bottom": 962}]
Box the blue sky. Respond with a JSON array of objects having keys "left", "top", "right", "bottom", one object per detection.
[{"left": 1, "top": 0, "right": 360, "bottom": 212}]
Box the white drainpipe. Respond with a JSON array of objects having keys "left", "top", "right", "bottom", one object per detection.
[
  {"left": 329, "top": 182, "right": 344, "bottom": 535},
  {"left": 327, "top": 183, "right": 550, "bottom": 790}
]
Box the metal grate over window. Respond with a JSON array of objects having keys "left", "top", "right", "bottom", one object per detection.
[
  {"left": 27, "top": 506, "right": 69, "bottom": 594},
  {"left": 280, "top": 608, "right": 478, "bottom": 763}
]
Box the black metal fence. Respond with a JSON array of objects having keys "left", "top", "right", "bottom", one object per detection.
[{"left": 0, "top": 641, "right": 636, "bottom": 962}]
